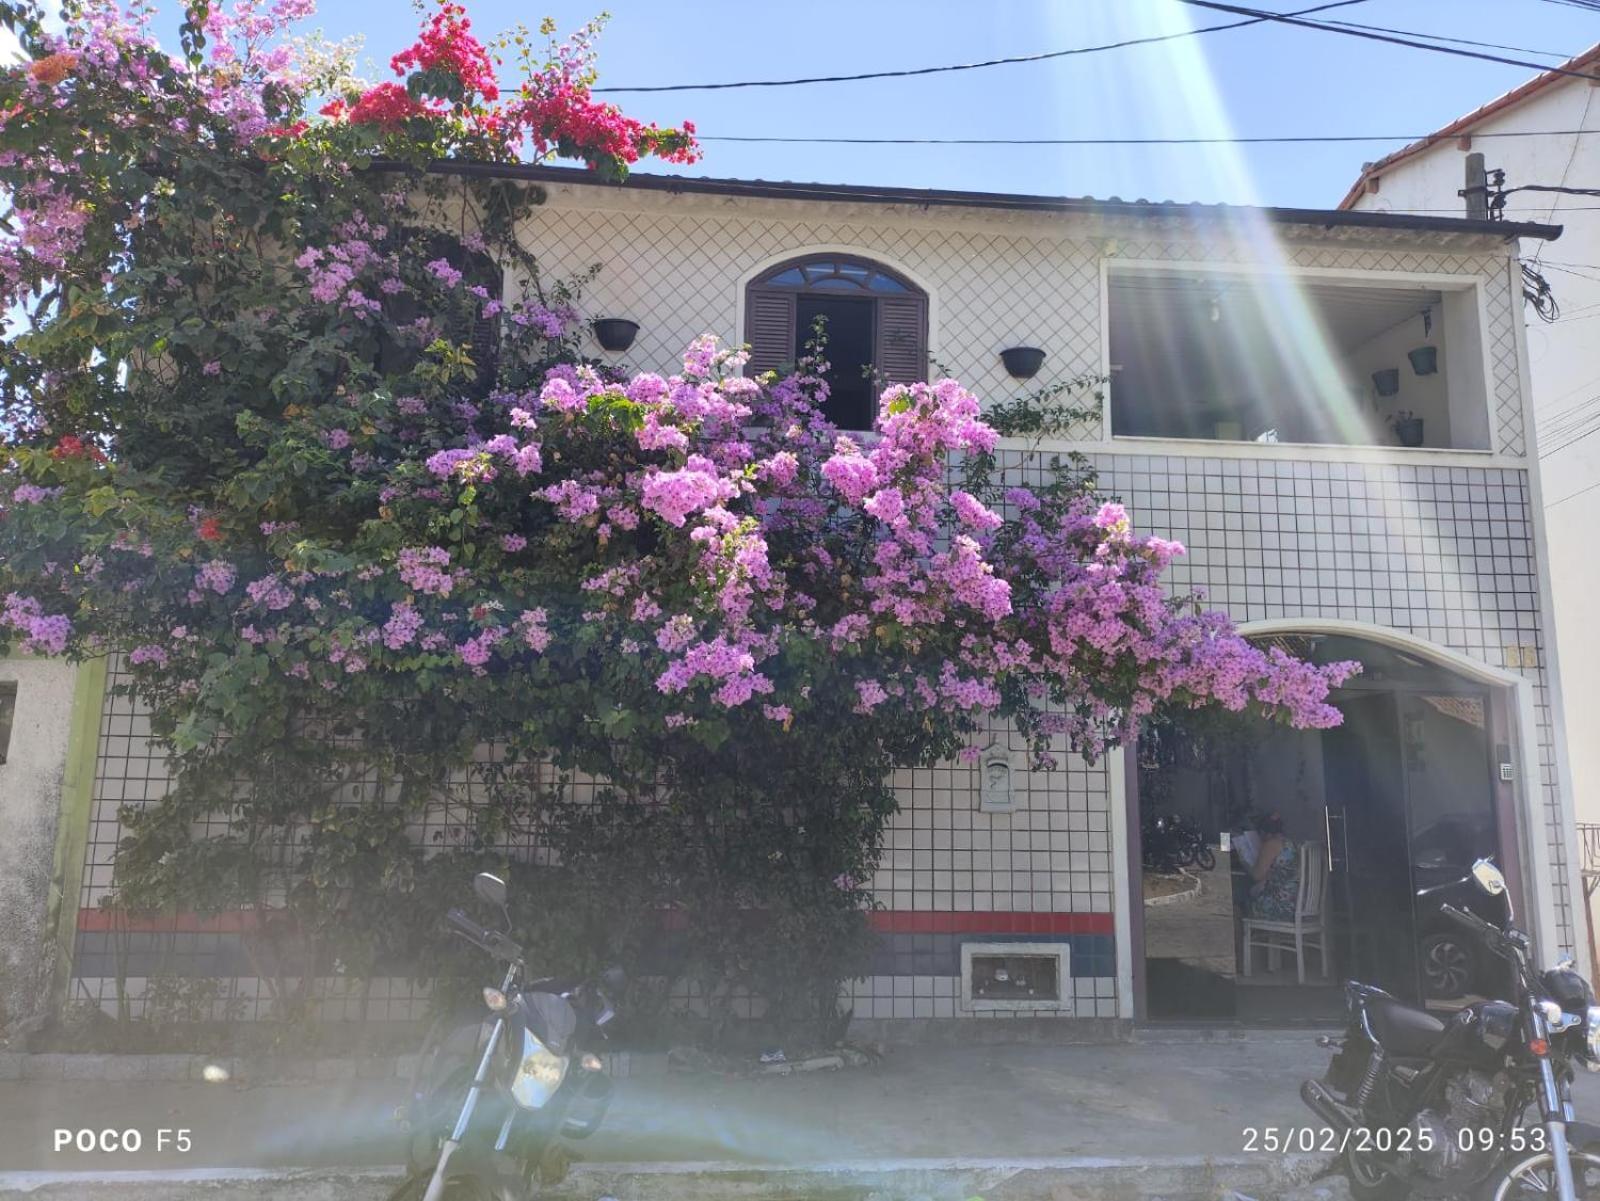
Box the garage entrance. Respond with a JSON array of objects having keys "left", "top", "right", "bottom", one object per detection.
[{"left": 1135, "top": 631, "right": 1521, "bottom": 1022}]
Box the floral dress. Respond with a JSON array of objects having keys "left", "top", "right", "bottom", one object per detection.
[{"left": 1249, "top": 841, "right": 1299, "bottom": 922}]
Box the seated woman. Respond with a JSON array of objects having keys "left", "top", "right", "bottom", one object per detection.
[{"left": 1247, "top": 813, "right": 1298, "bottom": 922}]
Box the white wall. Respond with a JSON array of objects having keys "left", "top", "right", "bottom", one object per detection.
[
  {"left": 0, "top": 658, "right": 79, "bottom": 1035},
  {"left": 1350, "top": 76, "right": 1600, "bottom": 827}
]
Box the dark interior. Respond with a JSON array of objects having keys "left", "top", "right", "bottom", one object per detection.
[
  {"left": 1139, "top": 634, "right": 1509, "bottom": 1023},
  {"left": 797, "top": 295, "right": 875, "bottom": 431}
]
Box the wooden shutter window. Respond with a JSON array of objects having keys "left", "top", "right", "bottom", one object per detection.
[
  {"left": 745, "top": 289, "right": 797, "bottom": 377},
  {"left": 874, "top": 294, "right": 928, "bottom": 386}
]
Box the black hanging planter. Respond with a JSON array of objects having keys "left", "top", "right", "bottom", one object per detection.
[
  {"left": 592, "top": 318, "right": 640, "bottom": 352},
  {"left": 1394, "top": 418, "right": 1425, "bottom": 448},
  {"left": 1407, "top": 345, "right": 1438, "bottom": 376},
  {"left": 1372, "top": 367, "right": 1401, "bottom": 398},
  {"left": 1000, "top": 346, "right": 1046, "bottom": 379}
]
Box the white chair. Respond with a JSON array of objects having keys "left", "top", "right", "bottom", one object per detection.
[{"left": 1242, "top": 840, "right": 1329, "bottom": 984}]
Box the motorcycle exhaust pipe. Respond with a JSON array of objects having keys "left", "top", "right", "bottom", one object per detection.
[{"left": 1301, "top": 1079, "right": 1357, "bottom": 1131}]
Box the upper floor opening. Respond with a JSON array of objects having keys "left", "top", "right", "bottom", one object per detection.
[
  {"left": 1107, "top": 266, "right": 1492, "bottom": 452},
  {"left": 744, "top": 254, "right": 928, "bottom": 431}
]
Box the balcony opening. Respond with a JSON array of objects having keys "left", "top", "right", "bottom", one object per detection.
[{"left": 1107, "top": 269, "right": 1490, "bottom": 451}]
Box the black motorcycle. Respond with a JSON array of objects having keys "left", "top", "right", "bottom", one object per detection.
[
  {"left": 1142, "top": 812, "right": 1216, "bottom": 872},
  {"left": 1302, "top": 858, "right": 1600, "bottom": 1200},
  {"left": 388, "top": 872, "right": 621, "bottom": 1201}
]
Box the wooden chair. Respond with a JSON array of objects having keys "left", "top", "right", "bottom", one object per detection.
[{"left": 1242, "top": 841, "right": 1329, "bottom": 984}]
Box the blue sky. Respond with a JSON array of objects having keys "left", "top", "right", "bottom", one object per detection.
[{"left": 304, "top": 0, "right": 1599, "bottom": 210}]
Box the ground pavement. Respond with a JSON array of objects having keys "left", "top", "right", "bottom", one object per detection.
[{"left": 1, "top": 1034, "right": 1594, "bottom": 1199}]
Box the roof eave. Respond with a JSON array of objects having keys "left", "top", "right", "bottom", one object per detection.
[
  {"left": 1336, "top": 41, "right": 1600, "bottom": 212},
  {"left": 390, "top": 160, "right": 1562, "bottom": 243}
]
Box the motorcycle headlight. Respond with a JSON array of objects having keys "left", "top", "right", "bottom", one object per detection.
[
  {"left": 509, "top": 1027, "right": 570, "bottom": 1109},
  {"left": 1585, "top": 1006, "right": 1600, "bottom": 1069}
]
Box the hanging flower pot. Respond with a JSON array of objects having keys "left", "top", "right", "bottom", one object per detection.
[
  {"left": 1407, "top": 345, "right": 1438, "bottom": 376},
  {"left": 592, "top": 318, "right": 640, "bottom": 352},
  {"left": 1372, "top": 368, "right": 1401, "bottom": 398},
  {"left": 1388, "top": 410, "right": 1425, "bottom": 448},
  {"left": 999, "top": 346, "right": 1046, "bottom": 379}
]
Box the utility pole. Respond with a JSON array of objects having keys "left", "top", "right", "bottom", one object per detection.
[{"left": 1462, "top": 152, "right": 1488, "bottom": 220}]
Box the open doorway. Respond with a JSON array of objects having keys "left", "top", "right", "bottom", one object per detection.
[{"left": 1136, "top": 632, "right": 1519, "bottom": 1023}]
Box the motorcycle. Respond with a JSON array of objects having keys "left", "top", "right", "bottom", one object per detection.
[
  {"left": 1141, "top": 812, "right": 1217, "bottom": 873},
  {"left": 1302, "top": 858, "right": 1600, "bottom": 1200},
  {"left": 388, "top": 872, "right": 621, "bottom": 1201}
]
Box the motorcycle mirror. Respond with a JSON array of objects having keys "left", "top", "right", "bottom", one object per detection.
[
  {"left": 473, "top": 872, "right": 509, "bottom": 910},
  {"left": 1470, "top": 858, "right": 1507, "bottom": 898}
]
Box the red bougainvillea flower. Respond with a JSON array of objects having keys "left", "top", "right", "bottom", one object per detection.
[
  {"left": 49, "top": 435, "right": 105, "bottom": 462},
  {"left": 347, "top": 82, "right": 432, "bottom": 128},
  {"left": 197, "top": 517, "right": 223, "bottom": 543},
  {"left": 390, "top": 2, "right": 499, "bottom": 103},
  {"left": 515, "top": 84, "right": 700, "bottom": 172},
  {"left": 28, "top": 53, "right": 77, "bottom": 87}
]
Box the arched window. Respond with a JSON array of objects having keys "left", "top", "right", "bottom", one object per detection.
[{"left": 745, "top": 254, "right": 928, "bottom": 430}]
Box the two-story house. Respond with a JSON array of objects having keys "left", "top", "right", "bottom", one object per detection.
[{"left": 4, "top": 164, "right": 1582, "bottom": 1034}]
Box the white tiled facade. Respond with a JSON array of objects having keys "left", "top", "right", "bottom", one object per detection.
[{"left": 66, "top": 177, "right": 1582, "bottom": 1025}]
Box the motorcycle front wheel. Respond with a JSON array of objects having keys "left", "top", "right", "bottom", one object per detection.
[{"left": 1477, "top": 1148, "right": 1600, "bottom": 1199}]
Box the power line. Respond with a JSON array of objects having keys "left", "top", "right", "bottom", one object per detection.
[
  {"left": 700, "top": 129, "right": 1600, "bottom": 147},
  {"left": 1507, "top": 185, "right": 1600, "bottom": 198},
  {"left": 1541, "top": 421, "right": 1600, "bottom": 458},
  {"left": 1177, "top": 0, "right": 1600, "bottom": 82},
  {"left": 1548, "top": 476, "right": 1600, "bottom": 510},
  {"left": 1380, "top": 204, "right": 1600, "bottom": 213},
  {"left": 1320, "top": 18, "right": 1577, "bottom": 61},
  {"left": 592, "top": 0, "right": 1371, "bottom": 94}
]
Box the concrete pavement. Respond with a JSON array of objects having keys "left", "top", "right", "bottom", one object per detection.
[{"left": 1, "top": 1035, "right": 1593, "bottom": 1198}]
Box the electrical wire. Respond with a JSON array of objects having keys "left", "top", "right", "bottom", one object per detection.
[
  {"left": 1541, "top": 420, "right": 1600, "bottom": 457},
  {"left": 698, "top": 129, "right": 1600, "bottom": 147},
  {"left": 1320, "top": 18, "right": 1577, "bottom": 60},
  {"left": 1507, "top": 185, "right": 1600, "bottom": 198},
  {"left": 592, "top": 0, "right": 1371, "bottom": 93},
  {"left": 1177, "top": 0, "right": 1600, "bottom": 82},
  {"left": 1547, "top": 476, "right": 1600, "bottom": 510}
]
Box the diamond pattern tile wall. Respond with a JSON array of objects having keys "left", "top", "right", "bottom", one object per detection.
[{"left": 65, "top": 193, "right": 1567, "bottom": 1024}]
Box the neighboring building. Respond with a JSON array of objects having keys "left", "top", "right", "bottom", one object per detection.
[
  {"left": 12, "top": 167, "right": 1585, "bottom": 1032},
  {"left": 1340, "top": 47, "right": 1600, "bottom": 850}
]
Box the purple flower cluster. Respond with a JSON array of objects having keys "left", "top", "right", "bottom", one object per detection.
[
  {"left": 397, "top": 547, "right": 456, "bottom": 597},
  {"left": 3, "top": 591, "right": 71, "bottom": 654}
]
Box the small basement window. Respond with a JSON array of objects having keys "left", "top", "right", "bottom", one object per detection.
[
  {"left": 1107, "top": 269, "right": 1490, "bottom": 450},
  {"left": 0, "top": 680, "right": 16, "bottom": 765},
  {"left": 960, "top": 941, "right": 1073, "bottom": 1013}
]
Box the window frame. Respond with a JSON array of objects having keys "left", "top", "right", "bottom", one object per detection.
[
  {"left": 1100, "top": 258, "right": 1501, "bottom": 459},
  {"left": 741, "top": 252, "right": 930, "bottom": 422}
]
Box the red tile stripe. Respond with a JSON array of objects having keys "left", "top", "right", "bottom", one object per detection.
[
  {"left": 868, "top": 911, "right": 1113, "bottom": 935},
  {"left": 79, "top": 907, "right": 1115, "bottom": 937},
  {"left": 78, "top": 909, "right": 260, "bottom": 933}
]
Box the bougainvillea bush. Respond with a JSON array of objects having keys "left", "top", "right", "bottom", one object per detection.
[{"left": 0, "top": 1, "right": 1353, "bottom": 1036}]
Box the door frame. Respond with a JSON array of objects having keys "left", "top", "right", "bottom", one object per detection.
[{"left": 1119, "top": 618, "right": 1571, "bottom": 1022}]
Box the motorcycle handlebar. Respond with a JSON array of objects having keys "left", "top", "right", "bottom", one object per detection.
[
  {"left": 446, "top": 907, "right": 492, "bottom": 946},
  {"left": 1438, "top": 902, "right": 1516, "bottom": 956},
  {"left": 445, "top": 908, "right": 525, "bottom": 965}
]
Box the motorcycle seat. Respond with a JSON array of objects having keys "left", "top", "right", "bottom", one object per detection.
[{"left": 1367, "top": 995, "right": 1447, "bottom": 1057}]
